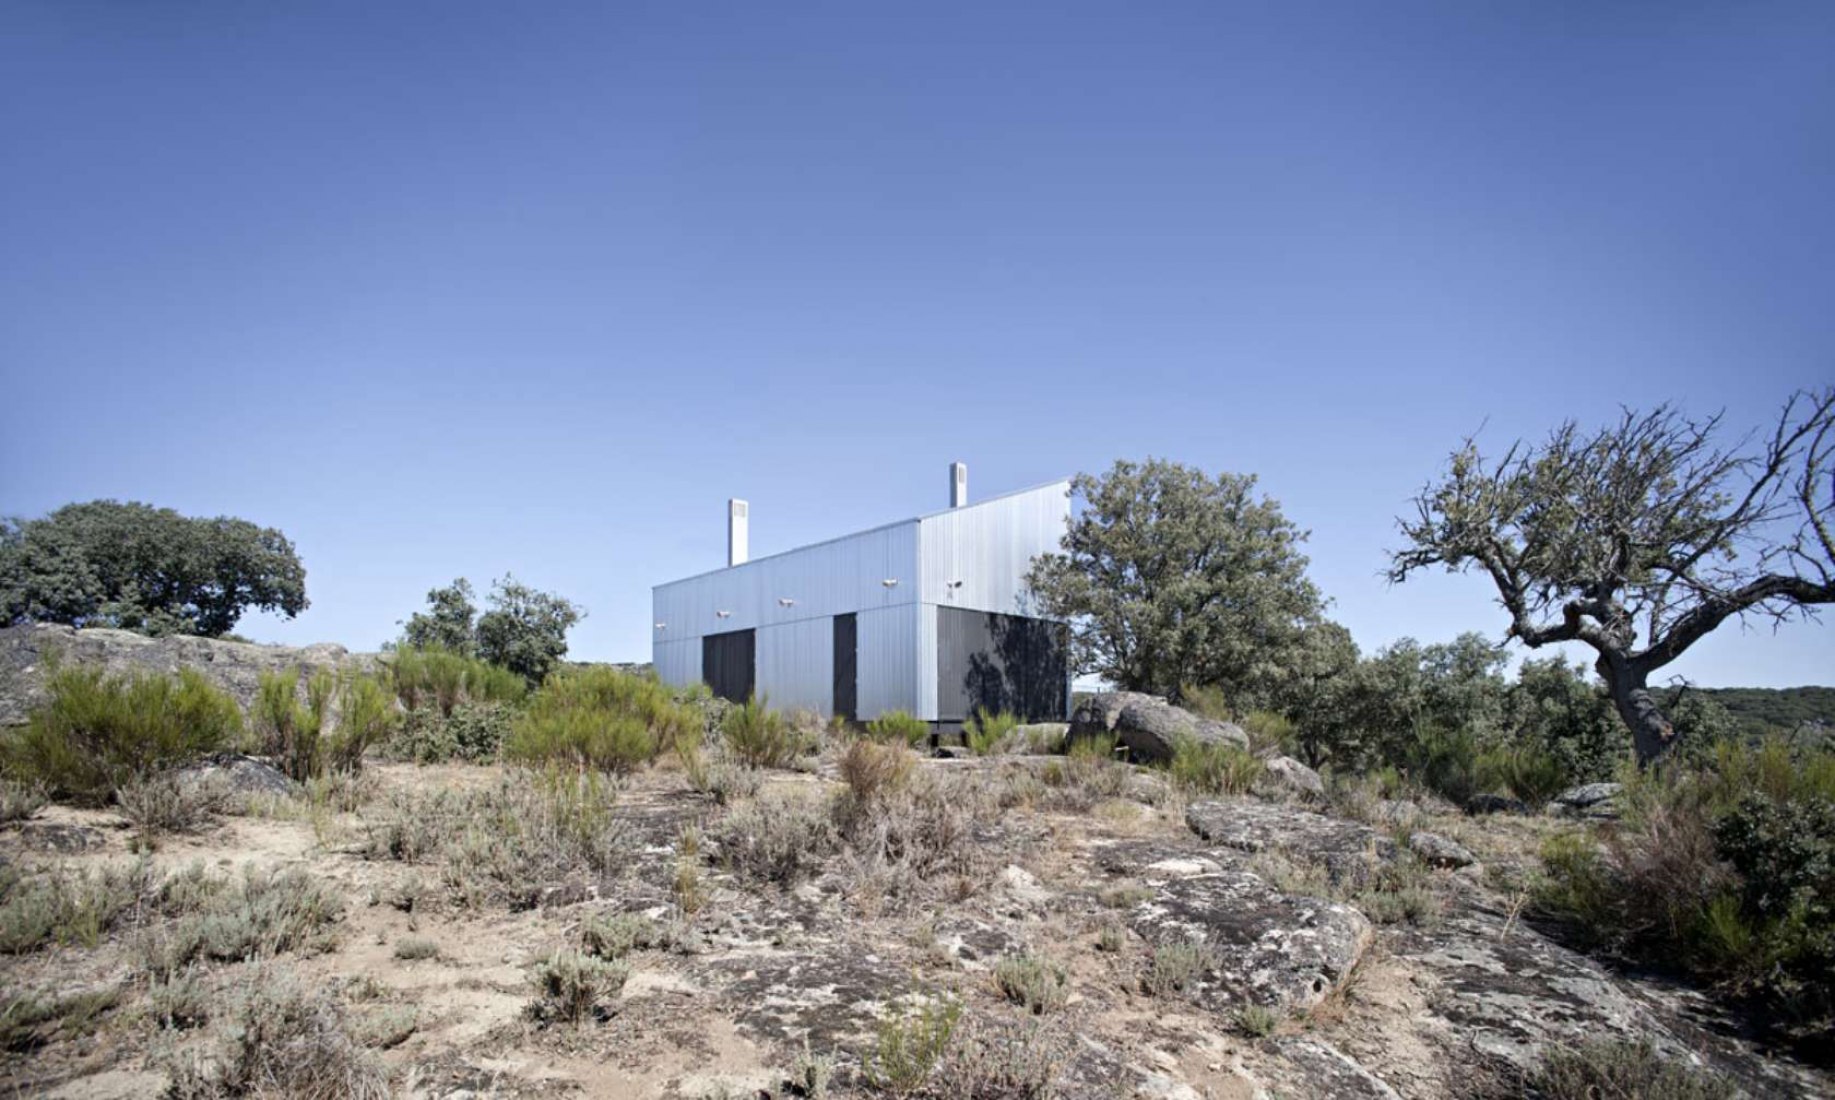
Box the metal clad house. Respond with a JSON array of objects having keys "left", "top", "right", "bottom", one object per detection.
[{"left": 652, "top": 465, "right": 1072, "bottom": 725}]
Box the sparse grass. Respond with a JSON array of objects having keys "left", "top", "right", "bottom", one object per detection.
[
  {"left": 0, "top": 986, "right": 120, "bottom": 1053},
  {"left": 365, "top": 769, "right": 627, "bottom": 910},
  {"left": 839, "top": 739, "right": 917, "bottom": 806},
  {"left": 791, "top": 1039, "right": 837, "bottom": 1099},
  {"left": 148, "top": 971, "right": 210, "bottom": 1030},
  {"left": 993, "top": 953, "right": 1069, "bottom": 1015},
  {"left": 117, "top": 772, "right": 228, "bottom": 841},
  {"left": 393, "top": 936, "right": 439, "bottom": 960},
  {"left": 581, "top": 911, "right": 662, "bottom": 959},
  {"left": 1095, "top": 921, "right": 1125, "bottom": 953},
  {"left": 865, "top": 710, "right": 931, "bottom": 748},
  {"left": 525, "top": 949, "right": 630, "bottom": 1025},
  {"left": 1519, "top": 1038, "right": 1737, "bottom": 1100},
  {"left": 0, "top": 779, "right": 47, "bottom": 823},
  {"left": 3, "top": 665, "right": 242, "bottom": 804},
  {"left": 0, "top": 860, "right": 154, "bottom": 953},
  {"left": 932, "top": 1016, "right": 1067, "bottom": 1098},
  {"left": 163, "top": 864, "right": 345, "bottom": 964},
  {"left": 1143, "top": 940, "right": 1211, "bottom": 997},
  {"left": 1241, "top": 710, "right": 1295, "bottom": 756},
  {"left": 715, "top": 791, "right": 838, "bottom": 887},
  {"left": 1099, "top": 884, "right": 1153, "bottom": 909},
  {"left": 685, "top": 753, "right": 763, "bottom": 806},
  {"left": 162, "top": 968, "right": 391, "bottom": 1100},
  {"left": 1166, "top": 738, "right": 1264, "bottom": 796}
]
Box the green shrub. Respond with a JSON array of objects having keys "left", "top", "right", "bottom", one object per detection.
[
  {"left": 1166, "top": 739, "right": 1264, "bottom": 796},
  {"left": 254, "top": 669, "right": 331, "bottom": 782},
  {"left": 388, "top": 701, "right": 513, "bottom": 764},
  {"left": 506, "top": 666, "right": 696, "bottom": 773},
  {"left": 526, "top": 949, "right": 629, "bottom": 1025},
  {"left": 722, "top": 696, "right": 809, "bottom": 769},
  {"left": 326, "top": 672, "right": 396, "bottom": 773},
  {"left": 1533, "top": 738, "right": 1835, "bottom": 1046},
  {"left": 1241, "top": 710, "right": 1295, "bottom": 755},
  {"left": 170, "top": 865, "right": 345, "bottom": 963},
  {"left": 1475, "top": 743, "right": 1571, "bottom": 806},
  {"left": 866, "top": 710, "right": 931, "bottom": 748},
  {"left": 1236, "top": 1003, "right": 1280, "bottom": 1038},
  {"left": 963, "top": 709, "right": 1019, "bottom": 757},
  {"left": 1143, "top": 940, "right": 1210, "bottom": 997},
  {"left": 439, "top": 769, "right": 627, "bottom": 909},
  {"left": 1522, "top": 1039, "right": 1736, "bottom": 1100},
  {"left": 4, "top": 666, "right": 241, "bottom": 804},
  {"left": 864, "top": 995, "right": 961, "bottom": 1097},
  {"left": 1179, "top": 684, "right": 1232, "bottom": 722},
  {"left": 388, "top": 646, "right": 525, "bottom": 717},
  {"left": 993, "top": 953, "right": 1069, "bottom": 1016}
]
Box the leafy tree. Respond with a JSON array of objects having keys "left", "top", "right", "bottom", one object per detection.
[
  {"left": 1391, "top": 390, "right": 1835, "bottom": 764},
  {"left": 0, "top": 500, "right": 307, "bottom": 637},
  {"left": 475, "top": 575, "right": 584, "bottom": 685},
  {"left": 1025, "top": 459, "right": 1325, "bottom": 705},
  {"left": 1510, "top": 656, "right": 1625, "bottom": 783},
  {"left": 399, "top": 578, "right": 478, "bottom": 655}
]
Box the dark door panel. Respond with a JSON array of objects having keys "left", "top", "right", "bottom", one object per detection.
[
  {"left": 936, "top": 607, "right": 1068, "bottom": 723},
  {"left": 702, "top": 629, "right": 755, "bottom": 704},
  {"left": 832, "top": 613, "right": 857, "bottom": 722}
]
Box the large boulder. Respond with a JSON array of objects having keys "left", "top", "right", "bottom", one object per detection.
[
  {"left": 1548, "top": 782, "right": 1624, "bottom": 820},
  {"left": 1070, "top": 691, "right": 1247, "bottom": 763},
  {"left": 0, "top": 623, "right": 376, "bottom": 726}
]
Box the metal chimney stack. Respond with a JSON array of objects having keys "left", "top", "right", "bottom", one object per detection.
[
  {"left": 727, "top": 499, "right": 749, "bottom": 567},
  {"left": 949, "top": 462, "right": 968, "bottom": 508}
]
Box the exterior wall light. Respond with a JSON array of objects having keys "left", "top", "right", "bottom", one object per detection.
[
  {"left": 777, "top": 597, "right": 796, "bottom": 607},
  {"left": 881, "top": 578, "right": 899, "bottom": 587},
  {"left": 654, "top": 622, "right": 666, "bottom": 630},
  {"left": 715, "top": 610, "right": 732, "bottom": 618}
]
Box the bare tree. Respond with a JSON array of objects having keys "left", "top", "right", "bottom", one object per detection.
[{"left": 1389, "top": 389, "right": 1835, "bottom": 765}]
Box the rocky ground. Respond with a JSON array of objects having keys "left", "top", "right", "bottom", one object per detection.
[{"left": 5, "top": 741, "right": 1830, "bottom": 1099}]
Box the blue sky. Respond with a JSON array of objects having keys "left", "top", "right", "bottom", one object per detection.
[{"left": 3, "top": 3, "right": 1831, "bottom": 686}]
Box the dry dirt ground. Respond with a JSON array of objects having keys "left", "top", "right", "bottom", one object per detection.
[{"left": 2, "top": 756, "right": 1829, "bottom": 1099}]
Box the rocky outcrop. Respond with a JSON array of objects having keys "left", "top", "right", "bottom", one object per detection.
[
  {"left": 0, "top": 623, "right": 375, "bottom": 725},
  {"left": 1548, "top": 781, "right": 1624, "bottom": 820},
  {"left": 1261, "top": 755, "right": 1325, "bottom": 799},
  {"left": 1069, "top": 691, "right": 1247, "bottom": 763},
  {"left": 1186, "top": 798, "right": 1398, "bottom": 886}
]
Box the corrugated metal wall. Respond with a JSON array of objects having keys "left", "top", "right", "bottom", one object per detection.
[
  {"left": 857, "top": 603, "right": 920, "bottom": 718},
  {"left": 755, "top": 618, "right": 835, "bottom": 714},
  {"left": 917, "top": 481, "right": 1071, "bottom": 613},
  {"left": 653, "top": 638, "right": 701, "bottom": 686}
]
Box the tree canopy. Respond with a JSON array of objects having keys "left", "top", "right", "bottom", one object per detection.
[
  {"left": 1024, "top": 458, "right": 1325, "bottom": 706},
  {"left": 398, "top": 574, "right": 583, "bottom": 684},
  {"left": 1390, "top": 389, "right": 1835, "bottom": 764},
  {"left": 0, "top": 500, "right": 307, "bottom": 637}
]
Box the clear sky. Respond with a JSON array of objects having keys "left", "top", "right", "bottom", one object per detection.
[{"left": 3, "top": 3, "right": 1831, "bottom": 687}]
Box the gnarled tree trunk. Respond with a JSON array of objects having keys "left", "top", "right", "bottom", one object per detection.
[{"left": 1597, "top": 656, "right": 1677, "bottom": 765}]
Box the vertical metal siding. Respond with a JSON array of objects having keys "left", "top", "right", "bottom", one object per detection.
[
  {"left": 755, "top": 618, "right": 835, "bottom": 714},
  {"left": 856, "top": 603, "right": 920, "bottom": 719},
  {"left": 653, "top": 638, "right": 701, "bottom": 687},
  {"left": 918, "top": 482, "right": 1071, "bottom": 614},
  {"left": 915, "top": 604, "right": 938, "bottom": 721}
]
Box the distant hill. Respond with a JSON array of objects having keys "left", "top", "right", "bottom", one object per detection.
[{"left": 1691, "top": 686, "right": 1835, "bottom": 738}]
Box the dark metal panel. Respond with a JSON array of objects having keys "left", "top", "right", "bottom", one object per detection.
[
  {"left": 702, "top": 629, "right": 755, "bottom": 704},
  {"left": 832, "top": 613, "right": 857, "bottom": 722},
  {"left": 935, "top": 607, "right": 1068, "bottom": 722}
]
